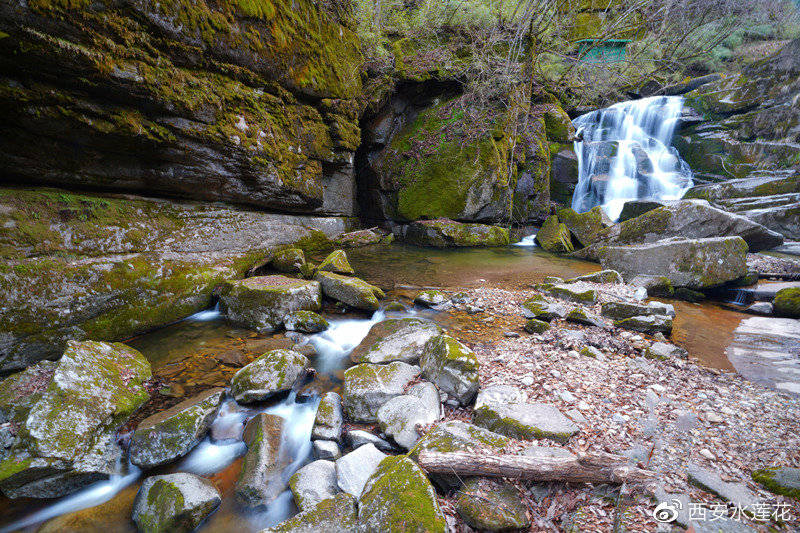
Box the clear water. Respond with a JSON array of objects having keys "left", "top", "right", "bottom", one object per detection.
[{"left": 572, "top": 95, "right": 693, "bottom": 221}]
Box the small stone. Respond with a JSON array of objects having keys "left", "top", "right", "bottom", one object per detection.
[
  {"left": 580, "top": 346, "right": 602, "bottom": 358},
  {"left": 558, "top": 390, "right": 576, "bottom": 403},
  {"left": 524, "top": 318, "right": 550, "bottom": 334},
  {"left": 414, "top": 290, "right": 450, "bottom": 307},
  {"left": 312, "top": 440, "right": 341, "bottom": 461}
]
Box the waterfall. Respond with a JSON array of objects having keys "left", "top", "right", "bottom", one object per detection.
[{"left": 571, "top": 95, "right": 693, "bottom": 221}]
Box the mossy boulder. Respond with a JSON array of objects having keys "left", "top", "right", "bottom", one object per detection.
[
  {"left": 222, "top": 276, "right": 322, "bottom": 333},
  {"left": 408, "top": 421, "right": 511, "bottom": 462},
  {"left": 557, "top": 206, "right": 612, "bottom": 248},
  {"left": 600, "top": 237, "right": 748, "bottom": 290},
  {"left": 315, "top": 272, "right": 385, "bottom": 311},
  {"left": 335, "top": 443, "right": 388, "bottom": 498},
  {"left": 524, "top": 318, "right": 551, "bottom": 334},
  {"left": 283, "top": 310, "right": 329, "bottom": 333},
  {"left": 615, "top": 315, "right": 673, "bottom": 334},
  {"left": 358, "top": 456, "right": 447, "bottom": 533},
  {"left": 312, "top": 392, "right": 343, "bottom": 442},
  {"left": 271, "top": 248, "right": 307, "bottom": 273},
  {"left": 751, "top": 467, "right": 800, "bottom": 499},
  {"left": 264, "top": 493, "right": 358, "bottom": 532},
  {"left": 235, "top": 413, "right": 286, "bottom": 507},
  {"left": 289, "top": 460, "right": 339, "bottom": 511},
  {"left": 130, "top": 388, "right": 224, "bottom": 469},
  {"left": 132, "top": 473, "right": 221, "bottom": 533},
  {"left": 230, "top": 349, "right": 310, "bottom": 404},
  {"left": 473, "top": 391, "right": 578, "bottom": 444},
  {"left": 377, "top": 391, "right": 440, "bottom": 450},
  {"left": 535, "top": 215, "right": 574, "bottom": 253},
  {"left": 549, "top": 282, "right": 597, "bottom": 304},
  {"left": 317, "top": 250, "right": 355, "bottom": 275},
  {"left": 601, "top": 301, "right": 675, "bottom": 320},
  {"left": 0, "top": 360, "right": 56, "bottom": 425},
  {"left": 0, "top": 341, "right": 151, "bottom": 499},
  {"left": 420, "top": 335, "right": 480, "bottom": 406},
  {"left": 335, "top": 229, "right": 392, "bottom": 247},
  {"left": 521, "top": 295, "right": 569, "bottom": 321},
  {"left": 342, "top": 362, "right": 420, "bottom": 423},
  {"left": 773, "top": 288, "right": 800, "bottom": 318},
  {"left": 567, "top": 269, "right": 623, "bottom": 284},
  {"left": 566, "top": 308, "right": 604, "bottom": 327},
  {"left": 542, "top": 103, "right": 575, "bottom": 143},
  {"left": 350, "top": 318, "right": 442, "bottom": 365},
  {"left": 456, "top": 477, "right": 531, "bottom": 531},
  {"left": 405, "top": 219, "right": 510, "bottom": 247}
]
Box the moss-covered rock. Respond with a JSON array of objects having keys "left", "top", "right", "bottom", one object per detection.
[
  {"left": 414, "top": 290, "right": 450, "bottom": 307},
  {"left": 535, "top": 215, "right": 574, "bottom": 253},
  {"left": 235, "top": 413, "right": 286, "bottom": 507},
  {"left": 342, "top": 362, "right": 420, "bottom": 423},
  {"left": 473, "top": 394, "right": 579, "bottom": 444},
  {"left": 524, "top": 318, "right": 551, "bottom": 334},
  {"left": 335, "top": 229, "right": 393, "bottom": 247},
  {"left": 456, "top": 477, "right": 531, "bottom": 531},
  {"left": 350, "top": 318, "right": 442, "bottom": 365},
  {"left": 751, "top": 467, "right": 800, "bottom": 499},
  {"left": 549, "top": 282, "right": 598, "bottom": 304},
  {"left": 420, "top": 335, "right": 479, "bottom": 406},
  {"left": 614, "top": 315, "right": 673, "bottom": 335},
  {"left": 0, "top": 341, "right": 151, "bottom": 498},
  {"left": 316, "top": 250, "right": 355, "bottom": 275},
  {"left": 773, "top": 288, "right": 800, "bottom": 318},
  {"left": 407, "top": 421, "right": 511, "bottom": 462},
  {"left": 405, "top": 219, "right": 510, "bottom": 247},
  {"left": 289, "top": 460, "right": 339, "bottom": 511},
  {"left": 222, "top": 276, "right": 322, "bottom": 334},
  {"left": 133, "top": 473, "right": 221, "bottom": 533},
  {"left": 315, "top": 272, "right": 385, "bottom": 311},
  {"left": 520, "top": 294, "right": 569, "bottom": 321},
  {"left": 557, "top": 206, "right": 611, "bottom": 248},
  {"left": 271, "top": 248, "right": 307, "bottom": 273},
  {"left": 312, "top": 392, "right": 343, "bottom": 442},
  {"left": 130, "top": 388, "right": 224, "bottom": 469},
  {"left": 358, "top": 456, "right": 447, "bottom": 533},
  {"left": 264, "top": 493, "right": 358, "bottom": 532},
  {"left": 230, "top": 349, "right": 309, "bottom": 404},
  {"left": 0, "top": 361, "right": 56, "bottom": 425},
  {"left": 283, "top": 310, "right": 329, "bottom": 333}
]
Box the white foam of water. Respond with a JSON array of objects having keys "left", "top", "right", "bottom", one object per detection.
[
  {"left": 186, "top": 302, "right": 221, "bottom": 322},
  {"left": 513, "top": 234, "right": 538, "bottom": 247},
  {"left": 572, "top": 95, "right": 693, "bottom": 221},
  {"left": 0, "top": 464, "right": 141, "bottom": 533},
  {"left": 178, "top": 440, "right": 247, "bottom": 475},
  {"left": 308, "top": 310, "right": 385, "bottom": 372}
]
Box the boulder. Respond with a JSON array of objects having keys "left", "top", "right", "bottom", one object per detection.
[
  {"left": 132, "top": 473, "right": 221, "bottom": 533},
  {"left": 751, "top": 467, "right": 800, "bottom": 499},
  {"left": 130, "top": 388, "right": 224, "bottom": 469},
  {"left": 618, "top": 200, "right": 666, "bottom": 222},
  {"left": 0, "top": 341, "right": 151, "bottom": 499},
  {"left": 271, "top": 248, "right": 306, "bottom": 274},
  {"left": 289, "top": 460, "right": 339, "bottom": 511},
  {"left": 335, "top": 443, "right": 387, "bottom": 498},
  {"left": 535, "top": 215, "right": 574, "bottom": 253},
  {"left": 336, "top": 229, "right": 392, "bottom": 247},
  {"left": 524, "top": 318, "right": 551, "bottom": 334},
  {"left": 350, "top": 318, "right": 442, "bottom": 364},
  {"left": 315, "top": 272, "right": 385, "bottom": 311},
  {"left": 405, "top": 219, "right": 510, "bottom": 248},
  {"left": 0, "top": 360, "right": 57, "bottom": 425},
  {"left": 645, "top": 342, "right": 688, "bottom": 360},
  {"left": 230, "top": 350, "right": 310, "bottom": 404},
  {"left": 615, "top": 315, "right": 673, "bottom": 334},
  {"left": 420, "top": 335, "right": 480, "bottom": 406},
  {"left": 414, "top": 290, "right": 450, "bottom": 308},
  {"left": 358, "top": 456, "right": 447, "bottom": 533},
  {"left": 312, "top": 440, "right": 341, "bottom": 461},
  {"left": 567, "top": 269, "right": 623, "bottom": 284},
  {"left": 473, "top": 387, "right": 578, "bottom": 443},
  {"left": 221, "top": 276, "right": 322, "bottom": 333},
  {"left": 312, "top": 392, "right": 343, "bottom": 442},
  {"left": 283, "top": 311, "right": 329, "bottom": 333},
  {"left": 601, "top": 301, "right": 675, "bottom": 320},
  {"left": 521, "top": 295, "right": 569, "bottom": 320},
  {"left": 377, "top": 383, "right": 442, "bottom": 450},
  {"left": 235, "top": 413, "right": 286, "bottom": 507},
  {"left": 566, "top": 308, "right": 604, "bottom": 328},
  {"left": 599, "top": 237, "right": 748, "bottom": 290},
  {"left": 263, "top": 493, "right": 358, "bottom": 533},
  {"left": 344, "top": 430, "right": 398, "bottom": 453},
  {"left": 317, "top": 250, "right": 355, "bottom": 275},
  {"left": 549, "top": 282, "right": 597, "bottom": 304},
  {"left": 456, "top": 477, "right": 531, "bottom": 531},
  {"left": 773, "top": 287, "right": 800, "bottom": 318},
  {"left": 557, "top": 206, "right": 612, "bottom": 248},
  {"left": 342, "top": 362, "right": 420, "bottom": 423},
  {"left": 590, "top": 200, "right": 783, "bottom": 253}
]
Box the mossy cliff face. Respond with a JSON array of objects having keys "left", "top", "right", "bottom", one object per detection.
[
  {"left": 0, "top": 187, "right": 354, "bottom": 371},
  {"left": 0, "top": 0, "right": 363, "bottom": 214}
]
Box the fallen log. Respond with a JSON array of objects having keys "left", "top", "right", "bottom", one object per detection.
[{"left": 417, "top": 450, "right": 658, "bottom": 488}]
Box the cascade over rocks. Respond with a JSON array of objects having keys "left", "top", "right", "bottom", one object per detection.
[{"left": 0, "top": 341, "right": 151, "bottom": 499}]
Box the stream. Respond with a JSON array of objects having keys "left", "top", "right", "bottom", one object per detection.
[{"left": 0, "top": 242, "right": 776, "bottom": 532}]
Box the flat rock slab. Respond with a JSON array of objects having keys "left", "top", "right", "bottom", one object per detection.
[
  {"left": 222, "top": 276, "right": 322, "bottom": 333},
  {"left": 474, "top": 401, "right": 579, "bottom": 443},
  {"left": 350, "top": 318, "right": 442, "bottom": 364},
  {"left": 342, "top": 361, "right": 421, "bottom": 423},
  {"left": 601, "top": 300, "right": 675, "bottom": 320},
  {"left": 614, "top": 314, "right": 673, "bottom": 334},
  {"left": 726, "top": 317, "right": 800, "bottom": 396},
  {"left": 549, "top": 282, "right": 597, "bottom": 304},
  {"left": 521, "top": 296, "right": 569, "bottom": 321},
  {"left": 289, "top": 460, "right": 339, "bottom": 511},
  {"left": 133, "top": 473, "right": 221, "bottom": 533},
  {"left": 335, "top": 443, "right": 386, "bottom": 498},
  {"left": 752, "top": 466, "right": 800, "bottom": 498},
  {"left": 687, "top": 464, "right": 760, "bottom": 510},
  {"left": 130, "top": 388, "right": 224, "bottom": 469}
]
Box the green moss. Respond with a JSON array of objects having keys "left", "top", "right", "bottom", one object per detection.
[
  {"left": 616, "top": 207, "right": 672, "bottom": 243},
  {"left": 535, "top": 215, "right": 574, "bottom": 253},
  {"left": 773, "top": 287, "right": 800, "bottom": 318},
  {"left": 752, "top": 468, "right": 800, "bottom": 499},
  {"left": 524, "top": 318, "right": 550, "bottom": 334}
]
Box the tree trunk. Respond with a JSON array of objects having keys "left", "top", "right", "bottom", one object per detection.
[{"left": 417, "top": 451, "right": 657, "bottom": 489}]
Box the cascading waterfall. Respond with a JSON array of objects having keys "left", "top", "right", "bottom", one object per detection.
[{"left": 571, "top": 95, "right": 693, "bottom": 221}]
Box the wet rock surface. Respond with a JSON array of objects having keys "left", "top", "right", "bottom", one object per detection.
[
  {"left": 235, "top": 413, "right": 286, "bottom": 507},
  {"left": 133, "top": 473, "right": 221, "bottom": 533},
  {"left": 289, "top": 460, "right": 339, "bottom": 511}
]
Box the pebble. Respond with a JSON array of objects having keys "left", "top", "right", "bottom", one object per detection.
[
  {"left": 504, "top": 331, "right": 520, "bottom": 338},
  {"left": 699, "top": 448, "right": 716, "bottom": 460},
  {"left": 705, "top": 411, "right": 723, "bottom": 424},
  {"left": 559, "top": 390, "right": 576, "bottom": 403},
  {"left": 521, "top": 376, "right": 535, "bottom": 386},
  {"left": 577, "top": 401, "right": 591, "bottom": 411}
]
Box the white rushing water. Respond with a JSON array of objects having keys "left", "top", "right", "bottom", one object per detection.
[{"left": 572, "top": 95, "right": 693, "bottom": 221}]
